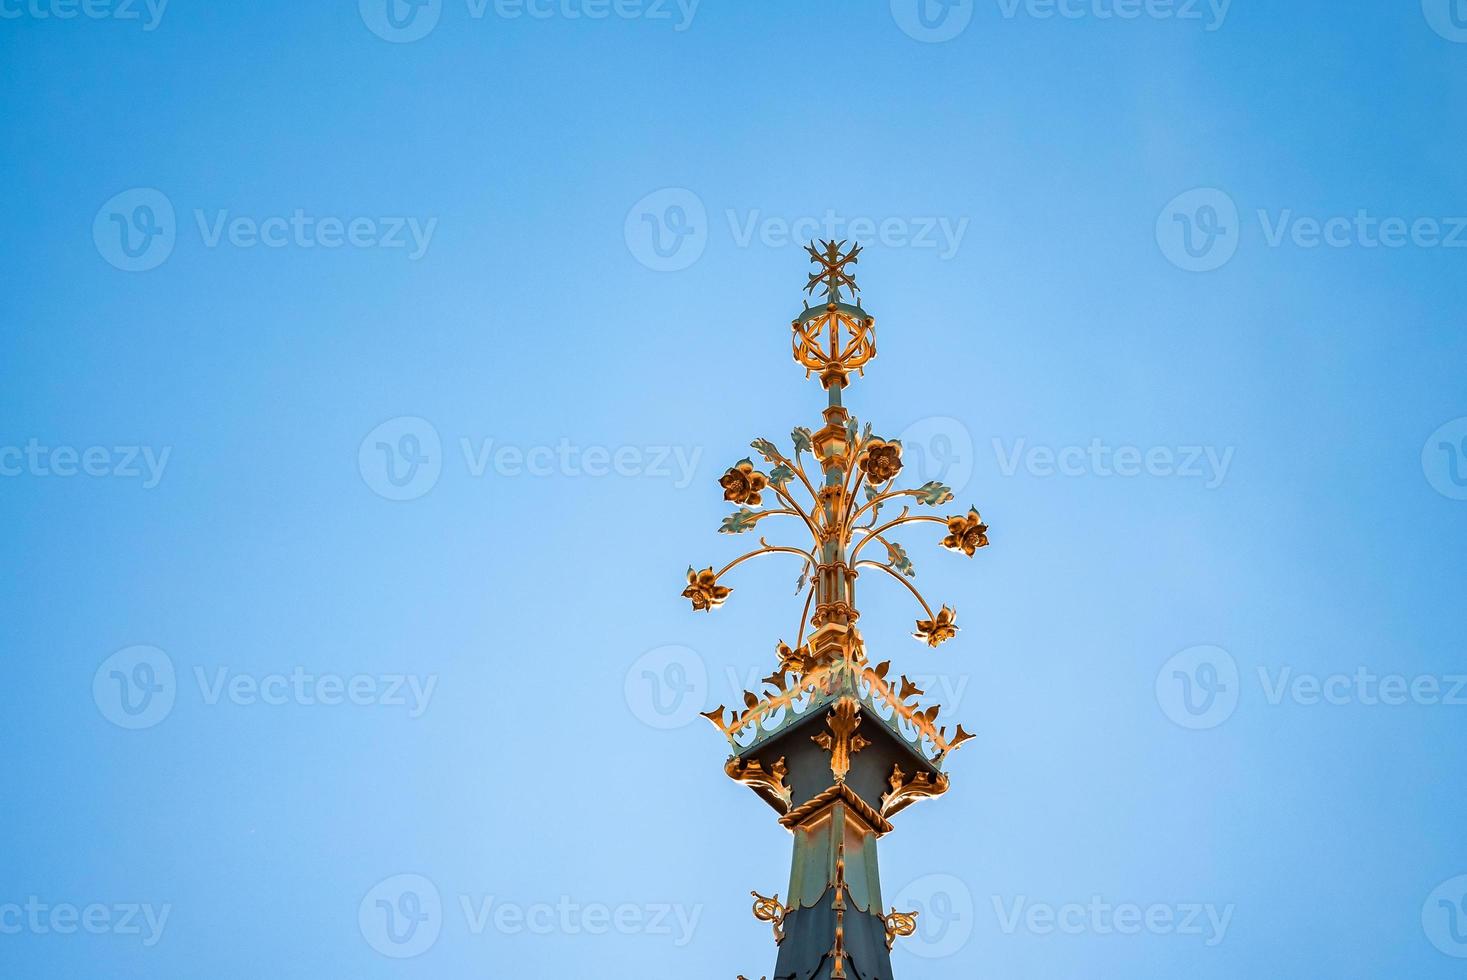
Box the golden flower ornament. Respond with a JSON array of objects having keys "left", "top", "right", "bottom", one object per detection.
[
  {"left": 941, "top": 508, "right": 990, "bottom": 557},
  {"left": 683, "top": 566, "right": 732, "bottom": 612},
  {"left": 913, "top": 605, "right": 958, "bottom": 647},
  {"left": 859, "top": 438, "right": 903, "bottom": 485},
  {"left": 720, "top": 458, "right": 769, "bottom": 506}
]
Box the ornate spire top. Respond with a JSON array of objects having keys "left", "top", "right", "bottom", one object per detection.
[
  {"left": 686, "top": 243, "right": 989, "bottom": 746},
  {"left": 685, "top": 247, "right": 989, "bottom": 980},
  {"left": 804, "top": 239, "right": 863, "bottom": 302},
  {"left": 793, "top": 240, "right": 876, "bottom": 390}
]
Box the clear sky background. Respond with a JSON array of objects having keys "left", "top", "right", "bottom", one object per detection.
[{"left": 3, "top": 1, "right": 1467, "bottom": 977}]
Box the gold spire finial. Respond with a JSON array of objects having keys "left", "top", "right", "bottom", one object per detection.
[
  {"left": 804, "top": 239, "right": 862, "bottom": 300},
  {"left": 792, "top": 240, "right": 875, "bottom": 388}
]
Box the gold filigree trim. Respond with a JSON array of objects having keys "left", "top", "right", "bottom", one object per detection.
[{"left": 861, "top": 660, "right": 976, "bottom": 759}]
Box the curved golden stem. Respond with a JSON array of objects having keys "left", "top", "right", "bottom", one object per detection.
[
  {"left": 795, "top": 583, "right": 815, "bottom": 648},
  {"left": 853, "top": 560, "right": 936, "bottom": 622},
  {"left": 839, "top": 437, "right": 864, "bottom": 520},
  {"left": 715, "top": 538, "right": 816, "bottom": 581},
  {"left": 845, "top": 485, "right": 915, "bottom": 531},
  {"left": 770, "top": 483, "right": 824, "bottom": 544},
  {"left": 746, "top": 508, "right": 803, "bottom": 523},
  {"left": 791, "top": 450, "right": 814, "bottom": 491},
  {"left": 784, "top": 452, "right": 824, "bottom": 510},
  {"left": 841, "top": 474, "right": 892, "bottom": 532},
  {"left": 867, "top": 531, "right": 901, "bottom": 559},
  {"left": 848, "top": 511, "right": 949, "bottom": 562}
]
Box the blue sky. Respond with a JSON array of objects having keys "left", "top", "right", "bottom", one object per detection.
[{"left": 3, "top": 1, "right": 1467, "bottom": 977}]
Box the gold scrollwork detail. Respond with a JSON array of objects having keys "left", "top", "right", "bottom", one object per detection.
[
  {"left": 880, "top": 763, "right": 951, "bottom": 818},
  {"left": 882, "top": 907, "right": 919, "bottom": 950},
  {"left": 750, "top": 890, "right": 791, "bottom": 945},
  {"left": 725, "top": 756, "right": 793, "bottom": 812}
]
